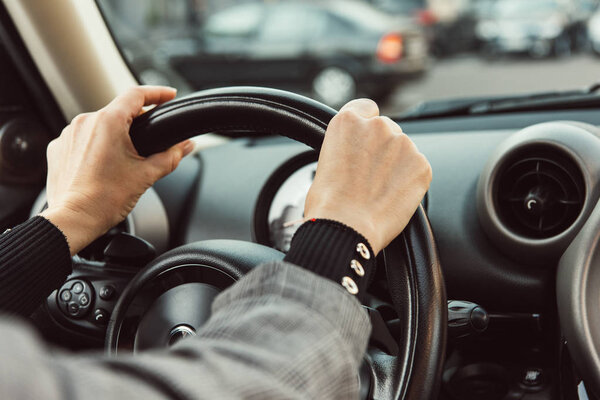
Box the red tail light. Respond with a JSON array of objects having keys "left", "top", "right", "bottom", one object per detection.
[
  {"left": 416, "top": 9, "right": 437, "bottom": 26},
  {"left": 377, "top": 33, "right": 403, "bottom": 64}
]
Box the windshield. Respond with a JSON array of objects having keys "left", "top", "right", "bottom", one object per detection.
[{"left": 97, "top": 0, "right": 600, "bottom": 115}]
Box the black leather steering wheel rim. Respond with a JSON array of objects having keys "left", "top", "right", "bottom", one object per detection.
[
  {"left": 130, "top": 86, "right": 335, "bottom": 156},
  {"left": 111, "top": 86, "right": 446, "bottom": 399}
]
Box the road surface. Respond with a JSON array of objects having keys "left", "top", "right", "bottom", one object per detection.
[{"left": 382, "top": 53, "right": 600, "bottom": 115}]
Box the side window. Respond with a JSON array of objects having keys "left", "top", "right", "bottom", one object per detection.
[
  {"left": 204, "top": 4, "right": 262, "bottom": 38},
  {"left": 324, "top": 13, "right": 357, "bottom": 37},
  {"left": 259, "top": 7, "right": 326, "bottom": 43}
]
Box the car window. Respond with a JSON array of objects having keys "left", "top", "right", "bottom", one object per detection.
[
  {"left": 372, "top": 0, "right": 424, "bottom": 14},
  {"left": 204, "top": 4, "right": 262, "bottom": 37},
  {"left": 259, "top": 6, "right": 325, "bottom": 42},
  {"left": 332, "top": 1, "right": 397, "bottom": 31},
  {"left": 325, "top": 13, "right": 358, "bottom": 37},
  {"left": 97, "top": 0, "right": 600, "bottom": 114},
  {"left": 494, "top": 0, "right": 560, "bottom": 17}
]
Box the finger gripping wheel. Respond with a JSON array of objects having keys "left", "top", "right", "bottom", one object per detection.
[{"left": 111, "top": 87, "right": 446, "bottom": 400}]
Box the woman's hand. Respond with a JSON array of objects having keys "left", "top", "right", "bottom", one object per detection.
[
  {"left": 304, "top": 99, "right": 432, "bottom": 255},
  {"left": 40, "top": 86, "right": 194, "bottom": 255}
]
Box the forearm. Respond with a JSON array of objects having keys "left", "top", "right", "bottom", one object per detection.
[
  {"left": 0, "top": 218, "right": 373, "bottom": 398},
  {"left": 1, "top": 262, "right": 370, "bottom": 399},
  {"left": 0, "top": 216, "right": 71, "bottom": 315}
]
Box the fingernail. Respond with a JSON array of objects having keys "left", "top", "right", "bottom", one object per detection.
[{"left": 182, "top": 140, "right": 195, "bottom": 157}]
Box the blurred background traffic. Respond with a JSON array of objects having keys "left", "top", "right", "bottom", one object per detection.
[{"left": 97, "top": 0, "right": 600, "bottom": 115}]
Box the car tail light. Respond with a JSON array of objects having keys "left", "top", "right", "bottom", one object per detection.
[
  {"left": 416, "top": 9, "right": 437, "bottom": 26},
  {"left": 377, "top": 33, "right": 403, "bottom": 64}
]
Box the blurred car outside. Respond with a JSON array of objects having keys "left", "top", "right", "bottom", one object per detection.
[
  {"left": 370, "top": 0, "right": 480, "bottom": 57},
  {"left": 475, "top": 0, "right": 583, "bottom": 58},
  {"left": 108, "top": 0, "right": 429, "bottom": 108},
  {"left": 168, "top": 1, "right": 429, "bottom": 108},
  {"left": 571, "top": 0, "right": 599, "bottom": 49},
  {"left": 586, "top": 4, "right": 600, "bottom": 53}
]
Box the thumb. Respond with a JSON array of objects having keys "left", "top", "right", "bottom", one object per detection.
[
  {"left": 145, "top": 140, "right": 194, "bottom": 181},
  {"left": 338, "top": 98, "right": 379, "bottom": 119}
]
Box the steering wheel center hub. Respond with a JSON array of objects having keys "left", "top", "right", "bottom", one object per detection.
[{"left": 168, "top": 325, "right": 197, "bottom": 346}]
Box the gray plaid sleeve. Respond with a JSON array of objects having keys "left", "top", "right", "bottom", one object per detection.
[{"left": 0, "top": 261, "right": 371, "bottom": 400}]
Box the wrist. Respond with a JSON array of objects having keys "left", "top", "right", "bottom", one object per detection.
[
  {"left": 284, "top": 218, "right": 377, "bottom": 300},
  {"left": 39, "top": 206, "right": 103, "bottom": 256},
  {"left": 304, "top": 209, "right": 381, "bottom": 255}
]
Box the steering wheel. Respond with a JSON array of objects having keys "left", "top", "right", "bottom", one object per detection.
[
  {"left": 558, "top": 201, "right": 600, "bottom": 397},
  {"left": 105, "top": 87, "right": 447, "bottom": 400}
]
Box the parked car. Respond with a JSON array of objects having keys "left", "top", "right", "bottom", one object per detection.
[
  {"left": 571, "top": 0, "right": 599, "bottom": 49},
  {"left": 151, "top": 1, "right": 429, "bottom": 108},
  {"left": 475, "top": 0, "right": 575, "bottom": 58},
  {"left": 587, "top": 6, "right": 600, "bottom": 53},
  {"left": 370, "top": 0, "right": 480, "bottom": 57}
]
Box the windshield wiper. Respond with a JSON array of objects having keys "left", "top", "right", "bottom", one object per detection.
[{"left": 396, "top": 86, "right": 600, "bottom": 121}]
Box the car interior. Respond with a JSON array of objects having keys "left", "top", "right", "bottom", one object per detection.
[{"left": 3, "top": 0, "right": 600, "bottom": 399}]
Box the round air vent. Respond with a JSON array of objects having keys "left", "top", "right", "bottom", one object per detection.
[
  {"left": 477, "top": 121, "right": 600, "bottom": 265},
  {"left": 494, "top": 146, "right": 585, "bottom": 239}
]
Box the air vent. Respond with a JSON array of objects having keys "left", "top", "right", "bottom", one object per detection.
[{"left": 494, "top": 146, "right": 585, "bottom": 239}]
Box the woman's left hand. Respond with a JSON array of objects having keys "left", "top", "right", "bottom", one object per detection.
[{"left": 41, "top": 86, "right": 194, "bottom": 255}]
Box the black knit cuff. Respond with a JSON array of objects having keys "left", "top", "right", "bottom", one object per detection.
[
  {"left": 0, "top": 216, "right": 72, "bottom": 316},
  {"left": 284, "top": 219, "right": 376, "bottom": 301}
]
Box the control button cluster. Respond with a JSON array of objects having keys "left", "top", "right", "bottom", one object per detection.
[
  {"left": 57, "top": 279, "right": 94, "bottom": 319},
  {"left": 52, "top": 277, "right": 121, "bottom": 333}
]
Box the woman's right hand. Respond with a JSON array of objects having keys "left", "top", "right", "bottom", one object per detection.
[{"left": 304, "top": 99, "right": 432, "bottom": 255}]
